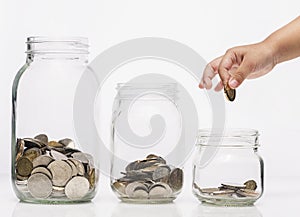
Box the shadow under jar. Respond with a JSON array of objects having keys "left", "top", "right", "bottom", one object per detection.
[
  {"left": 11, "top": 37, "right": 99, "bottom": 204},
  {"left": 110, "top": 83, "right": 184, "bottom": 203},
  {"left": 193, "top": 129, "right": 264, "bottom": 206}
]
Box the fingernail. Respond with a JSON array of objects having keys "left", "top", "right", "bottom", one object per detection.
[{"left": 229, "top": 79, "right": 239, "bottom": 88}]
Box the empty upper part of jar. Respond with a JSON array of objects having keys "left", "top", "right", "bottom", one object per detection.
[{"left": 197, "top": 128, "right": 259, "bottom": 148}]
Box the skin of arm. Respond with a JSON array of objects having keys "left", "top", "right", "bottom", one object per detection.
[{"left": 199, "top": 16, "right": 300, "bottom": 90}]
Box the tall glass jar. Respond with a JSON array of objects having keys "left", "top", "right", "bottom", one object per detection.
[
  {"left": 11, "top": 37, "right": 99, "bottom": 203},
  {"left": 193, "top": 129, "right": 264, "bottom": 206},
  {"left": 110, "top": 83, "right": 184, "bottom": 203}
]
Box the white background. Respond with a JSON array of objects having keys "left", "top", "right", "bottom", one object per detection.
[{"left": 1, "top": 0, "right": 300, "bottom": 216}]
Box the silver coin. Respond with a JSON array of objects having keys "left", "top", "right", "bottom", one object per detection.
[
  {"left": 212, "top": 189, "right": 235, "bottom": 195},
  {"left": 132, "top": 186, "right": 148, "bottom": 198},
  {"left": 65, "top": 159, "right": 78, "bottom": 177},
  {"left": 65, "top": 176, "right": 90, "bottom": 200},
  {"left": 27, "top": 173, "right": 53, "bottom": 199},
  {"left": 125, "top": 182, "right": 147, "bottom": 198},
  {"left": 71, "top": 152, "right": 89, "bottom": 164},
  {"left": 152, "top": 165, "right": 170, "bottom": 180},
  {"left": 34, "top": 134, "right": 48, "bottom": 145},
  {"left": 50, "top": 149, "right": 68, "bottom": 161},
  {"left": 47, "top": 160, "right": 73, "bottom": 187},
  {"left": 236, "top": 189, "right": 259, "bottom": 197},
  {"left": 23, "top": 138, "right": 45, "bottom": 148},
  {"left": 221, "top": 183, "right": 246, "bottom": 190},
  {"left": 68, "top": 158, "right": 85, "bottom": 176},
  {"left": 168, "top": 168, "right": 183, "bottom": 192},
  {"left": 58, "top": 138, "right": 75, "bottom": 149},
  {"left": 200, "top": 188, "right": 220, "bottom": 194},
  {"left": 32, "top": 155, "right": 54, "bottom": 168},
  {"left": 31, "top": 167, "right": 52, "bottom": 179},
  {"left": 149, "top": 182, "right": 172, "bottom": 198}
]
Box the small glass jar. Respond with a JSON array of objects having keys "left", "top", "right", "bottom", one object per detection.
[
  {"left": 193, "top": 129, "right": 264, "bottom": 206},
  {"left": 11, "top": 37, "right": 99, "bottom": 203},
  {"left": 110, "top": 83, "right": 184, "bottom": 203}
]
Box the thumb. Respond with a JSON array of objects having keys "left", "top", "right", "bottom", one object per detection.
[{"left": 228, "top": 61, "right": 253, "bottom": 89}]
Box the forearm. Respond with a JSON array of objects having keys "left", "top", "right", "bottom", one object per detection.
[{"left": 263, "top": 16, "right": 300, "bottom": 64}]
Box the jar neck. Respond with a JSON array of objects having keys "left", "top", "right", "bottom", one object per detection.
[
  {"left": 197, "top": 128, "right": 260, "bottom": 148},
  {"left": 25, "top": 37, "right": 89, "bottom": 63},
  {"left": 116, "top": 83, "right": 178, "bottom": 102}
]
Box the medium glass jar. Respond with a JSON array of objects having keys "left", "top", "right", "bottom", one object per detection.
[
  {"left": 193, "top": 129, "right": 264, "bottom": 206},
  {"left": 110, "top": 83, "right": 184, "bottom": 203},
  {"left": 11, "top": 37, "right": 99, "bottom": 203}
]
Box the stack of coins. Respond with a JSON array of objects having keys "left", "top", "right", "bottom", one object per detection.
[
  {"left": 15, "top": 134, "right": 98, "bottom": 200},
  {"left": 193, "top": 180, "right": 259, "bottom": 198},
  {"left": 112, "top": 154, "right": 183, "bottom": 199}
]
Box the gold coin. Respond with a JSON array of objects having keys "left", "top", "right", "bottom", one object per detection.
[
  {"left": 48, "top": 141, "right": 64, "bottom": 148},
  {"left": 16, "top": 156, "right": 33, "bottom": 177},
  {"left": 244, "top": 180, "right": 257, "bottom": 190},
  {"left": 16, "top": 139, "right": 25, "bottom": 162},
  {"left": 88, "top": 168, "right": 96, "bottom": 189},
  {"left": 224, "top": 84, "right": 236, "bottom": 101},
  {"left": 23, "top": 147, "right": 41, "bottom": 161}
]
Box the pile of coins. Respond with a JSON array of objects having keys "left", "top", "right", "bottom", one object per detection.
[
  {"left": 15, "top": 134, "right": 98, "bottom": 200},
  {"left": 193, "top": 180, "right": 259, "bottom": 198},
  {"left": 112, "top": 154, "right": 183, "bottom": 199}
]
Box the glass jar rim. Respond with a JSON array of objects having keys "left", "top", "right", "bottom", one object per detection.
[
  {"left": 26, "top": 36, "right": 89, "bottom": 45},
  {"left": 26, "top": 36, "right": 89, "bottom": 54},
  {"left": 197, "top": 128, "right": 260, "bottom": 147},
  {"left": 115, "top": 82, "right": 178, "bottom": 100}
]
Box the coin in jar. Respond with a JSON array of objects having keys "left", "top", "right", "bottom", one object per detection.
[
  {"left": 27, "top": 173, "right": 53, "bottom": 199},
  {"left": 244, "top": 180, "right": 257, "bottom": 190},
  {"left": 152, "top": 165, "right": 170, "bottom": 180},
  {"left": 31, "top": 166, "right": 53, "bottom": 179},
  {"left": 16, "top": 156, "right": 33, "bottom": 177},
  {"left": 58, "top": 138, "right": 75, "bottom": 149},
  {"left": 34, "top": 134, "right": 48, "bottom": 145},
  {"left": 65, "top": 176, "right": 90, "bottom": 199},
  {"left": 224, "top": 84, "right": 236, "bottom": 101},
  {"left": 168, "top": 168, "right": 183, "bottom": 192},
  {"left": 149, "top": 182, "right": 172, "bottom": 198},
  {"left": 125, "top": 182, "right": 147, "bottom": 198},
  {"left": 23, "top": 147, "right": 41, "bottom": 161},
  {"left": 32, "top": 155, "right": 54, "bottom": 168},
  {"left": 47, "top": 160, "right": 72, "bottom": 187},
  {"left": 16, "top": 139, "right": 25, "bottom": 162}
]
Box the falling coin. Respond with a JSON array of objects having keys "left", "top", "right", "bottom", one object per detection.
[
  {"left": 65, "top": 176, "right": 90, "bottom": 200},
  {"left": 27, "top": 173, "right": 53, "bottom": 199},
  {"left": 224, "top": 84, "right": 236, "bottom": 101}
]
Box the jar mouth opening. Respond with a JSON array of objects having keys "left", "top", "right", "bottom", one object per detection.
[
  {"left": 198, "top": 128, "right": 259, "bottom": 137},
  {"left": 26, "top": 36, "right": 89, "bottom": 54},
  {"left": 115, "top": 82, "right": 178, "bottom": 100},
  {"left": 197, "top": 128, "right": 259, "bottom": 147}
]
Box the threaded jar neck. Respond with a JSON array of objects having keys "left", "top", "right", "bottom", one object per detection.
[
  {"left": 197, "top": 128, "right": 260, "bottom": 148},
  {"left": 25, "top": 37, "right": 89, "bottom": 61},
  {"left": 116, "top": 83, "right": 178, "bottom": 101}
]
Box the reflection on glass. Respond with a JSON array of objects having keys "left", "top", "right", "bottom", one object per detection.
[
  {"left": 111, "top": 202, "right": 182, "bottom": 217},
  {"left": 12, "top": 202, "right": 96, "bottom": 217},
  {"left": 191, "top": 204, "right": 262, "bottom": 217}
]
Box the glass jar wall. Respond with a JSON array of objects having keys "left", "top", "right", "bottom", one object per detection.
[
  {"left": 193, "top": 129, "right": 264, "bottom": 206},
  {"left": 110, "top": 83, "right": 184, "bottom": 203},
  {"left": 11, "top": 37, "right": 99, "bottom": 203}
]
